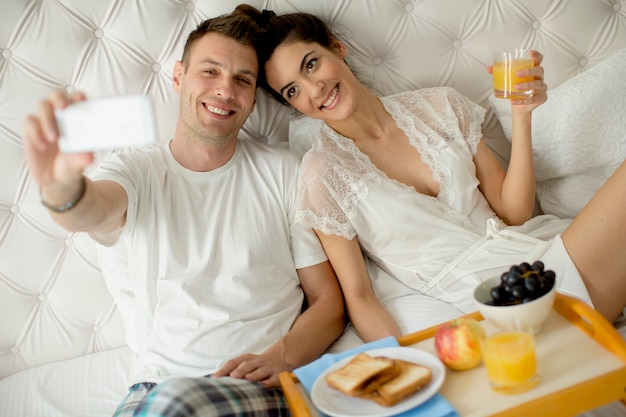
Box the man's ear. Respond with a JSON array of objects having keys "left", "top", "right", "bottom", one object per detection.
[
  {"left": 173, "top": 60, "right": 184, "bottom": 93},
  {"left": 330, "top": 37, "right": 348, "bottom": 59}
]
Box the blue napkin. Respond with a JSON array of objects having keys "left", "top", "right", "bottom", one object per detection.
[{"left": 293, "top": 336, "right": 459, "bottom": 417}]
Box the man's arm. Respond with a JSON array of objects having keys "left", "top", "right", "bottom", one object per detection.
[
  {"left": 39, "top": 177, "right": 127, "bottom": 233},
  {"left": 23, "top": 89, "right": 127, "bottom": 233},
  {"left": 213, "top": 260, "right": 346, "bottom": 387}
]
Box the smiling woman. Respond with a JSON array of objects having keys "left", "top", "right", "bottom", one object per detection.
[
  {"left": 266, "top": 39, "right": 359, "bottom": 123},
  {"left": 254, "top": 8, "right": 626, "bottom": 349}
]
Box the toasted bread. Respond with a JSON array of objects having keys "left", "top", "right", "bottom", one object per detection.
[
  {"left": 369, "top": 359, "right": 433, "bottom": 407},
  {"left": 324, "top": 353, "right": 397, "bottom": 396}
]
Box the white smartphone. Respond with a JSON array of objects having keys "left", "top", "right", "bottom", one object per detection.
[{"left": 55, "top": 94, "right": 157, "bottom": 153}]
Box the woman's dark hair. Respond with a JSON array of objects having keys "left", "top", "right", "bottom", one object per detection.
[{"left": 255, "top": 11, "right": 337, "bottom": 104}]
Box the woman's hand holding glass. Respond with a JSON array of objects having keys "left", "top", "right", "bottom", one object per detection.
[{"left": 488, "top": 49, "right": 547, "bottom": 113}]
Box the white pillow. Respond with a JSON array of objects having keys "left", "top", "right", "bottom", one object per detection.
[
  {"left": 0, "top": 347, "right": 133, "bottom": 417},
  {"left": 288, "top": 113, "right": 324, "bottom": 158},
  {"left": 489, "top": 48, "right": 626, "bottom": 219}
]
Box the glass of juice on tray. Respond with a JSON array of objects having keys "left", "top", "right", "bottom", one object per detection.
[
  {"left": 493, "top": 49, "right": 534, "bottom": 99},
  {"left": 480, "top": 330, "right": 540, "bottom": 394}
]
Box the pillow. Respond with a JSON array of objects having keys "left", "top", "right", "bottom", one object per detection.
[
  {"left": 489, "top": 48, "right": 626, "bottom": 219},
  {"left": 0, "top": 347, "right": 132, "bottom": 417},
  {"left": 288, "top": 113, "right": 324, "bottom": 158}
]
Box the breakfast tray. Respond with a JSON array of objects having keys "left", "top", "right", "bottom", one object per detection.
[{"left": 279, "top": 293, "right": 626, "bottom": 417}]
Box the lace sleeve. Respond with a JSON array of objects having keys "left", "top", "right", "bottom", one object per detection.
[
  {"left": 295, "top": 150, "right": 358, "bottom": 240},
  {"left": 443, "top": 87, "right": 486, "bottom": 155}
]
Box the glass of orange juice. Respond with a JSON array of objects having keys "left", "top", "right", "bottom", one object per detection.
[
  {"left": 493, "top": 49, "right": 534, "bottom": 99},
  {"left": 480, "top": 331, "right": 540, "bottom": 394}
]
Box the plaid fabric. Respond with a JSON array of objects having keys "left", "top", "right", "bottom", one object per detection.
[
  {"left": 133, "top": 377, "right": 290, "bottom": 417},
  {"left": 113, "top": 383, "right": 157, "bottom": 417}
]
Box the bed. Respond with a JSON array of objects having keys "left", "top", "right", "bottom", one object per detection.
[{"left": 0, "top": 1, "right": 625, "bottom": 416}]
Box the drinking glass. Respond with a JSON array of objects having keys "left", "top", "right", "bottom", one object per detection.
[
  {"left": 493, "top": 49, "right": 534, "bottom": 99},
  {"left": 480, "top": 330, "right": 540, "bottom": 394}
]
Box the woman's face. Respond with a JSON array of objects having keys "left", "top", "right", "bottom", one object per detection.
[{"left": 264, "top": 40, "right": 359, "bottom": 122}]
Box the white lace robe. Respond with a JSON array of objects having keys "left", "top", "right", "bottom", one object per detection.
[{"left": 296, "top": 87, "right": 590, "bottom": 316}]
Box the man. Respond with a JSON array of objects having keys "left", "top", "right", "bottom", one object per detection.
[{"left": 22, "top": 9, "right": 345, "bottom": 417}]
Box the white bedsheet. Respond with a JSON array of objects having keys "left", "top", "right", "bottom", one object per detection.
[
  {"left": 0, "top": 347, "right": 132, "bottom": 417},
  {"left": 0, "top": 319, "right": 624, "bottom": 416}
]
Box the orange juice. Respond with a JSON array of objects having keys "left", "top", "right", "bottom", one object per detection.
[
  {"left": 481, "top": 332, "right": 539, "bottom": 394},
  {"left": 493, "top": 58, "right": 534, "bottom": 99}
]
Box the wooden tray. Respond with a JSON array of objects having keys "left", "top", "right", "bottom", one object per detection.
[{"left": 279, "top": 293, "right": 626, "bottom": 417}]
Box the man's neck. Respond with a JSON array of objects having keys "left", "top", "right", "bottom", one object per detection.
[{"left": 169, "top": 134, "right": 238, "bottom": 173}]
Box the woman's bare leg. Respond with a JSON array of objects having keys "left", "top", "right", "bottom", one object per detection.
[{"left": 561, "top": 160, "right": 626, "bottom": 322}]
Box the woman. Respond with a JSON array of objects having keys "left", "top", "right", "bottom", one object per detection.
[{"left": 253, "top": 9, "right": 626, "bottom": 343}]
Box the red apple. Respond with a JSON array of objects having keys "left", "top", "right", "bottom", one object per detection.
[{"left": 434, "top": 317, "right": 485, "bottom": 371}]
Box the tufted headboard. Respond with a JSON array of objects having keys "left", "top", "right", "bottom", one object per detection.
[{"left": 1, "top": 0, "right": 625, "bottom": 380}]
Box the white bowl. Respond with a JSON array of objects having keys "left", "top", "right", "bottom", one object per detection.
[{"left": 473, "top": 275, "right": 556, "bottom": 334}]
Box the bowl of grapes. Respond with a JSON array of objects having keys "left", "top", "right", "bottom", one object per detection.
[{"left": 474, "top": 261, "right": 557, "bottom": 335}]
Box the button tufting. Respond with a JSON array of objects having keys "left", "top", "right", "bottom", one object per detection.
[
  {"left": 38, "top": 293, "right": 47, "bottom": 301},
  {"left": 1, "top": 49, "right": 11, "bottom": 59},
  {"left": 453, "top": 39, "right": 462, "bottom": 49},
  {"left": 614, "top": 2, "right": 622, "bottom": 11},
  {"left": 93, "top": 28, "right": 104, "bottom": 39},
  {"left": 151, "top": 62, "right": 161, "bottom": 72},
  {"left": 65, "top": 237, "right": 73, "bottom": 246},
  {"left": 93, "top": 325, "right": 101, "bottom": 333},
  {"left": 10, "top": 204, "right": 19, "bottom": 214},
  {"left": 578, "top": 57, "right": 588, "bottom": 67},
  {"left": 257, "top": 136, "right": 268, "bottom": 144},
  {"left": 404, "top": 3, "right": 414, "bottom": 13},
  {"left": 10, "top": 346, "right": 19, "bottom": 354},
  {"left": 372, "top": 57, "right": 383, "bottom": 66},
  {"left": 65, "top": 85, "right": 76, "bottom": 95},
  {"left": 532, "top": 20, "right": 542, "bottom": 30},
  {"left": 185, "top": 1, "right": 195, "bottom": 12}
]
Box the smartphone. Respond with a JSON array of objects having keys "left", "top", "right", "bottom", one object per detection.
[{"left": 55, "top": 94, "right": 157, "bottom": 153}]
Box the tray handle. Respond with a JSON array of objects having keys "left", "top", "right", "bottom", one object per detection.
[
  {"left": 397, "top": 310, "right": 484, "bottom": 346},
  {"left": 279, "top": 371, "right": 313, "bottom": 417},
  {"left": 553, "top": 292, "right": 626, "bottom": 363}
]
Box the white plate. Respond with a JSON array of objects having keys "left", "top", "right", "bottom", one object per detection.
[{"left": 311, "top": 347, "right": 445, "bottom": 417}]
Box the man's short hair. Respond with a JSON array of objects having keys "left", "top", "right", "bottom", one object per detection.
[{"left": 181, "top": 4, "right": 263, "bottom": 67}]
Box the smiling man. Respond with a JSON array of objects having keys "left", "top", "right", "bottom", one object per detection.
[{"left": 22, "top": 6, "right": 345, "bottom": 417}]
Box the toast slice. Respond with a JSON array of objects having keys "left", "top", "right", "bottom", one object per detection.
[
  {"left": 369, "top": 358, "right": 433, "bottom": 407},
  {"left": 324, "top": 353, "right": 397, "bottom": 396}
]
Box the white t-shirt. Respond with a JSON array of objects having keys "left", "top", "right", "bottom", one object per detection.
[{"left": 89, "top": 139, "right": 327, "bottom": 385}]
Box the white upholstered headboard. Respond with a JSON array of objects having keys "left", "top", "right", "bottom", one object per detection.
[{"left": 1, "top": 0, "right": 625, "bottom": 379}]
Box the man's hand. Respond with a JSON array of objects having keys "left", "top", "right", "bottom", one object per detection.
[
  {"left": 214, "top": 260, "right": 346, "bottom": 388},
  {"left": 213, "top": 350, "right": 291, "bottom": 387},
  {"left": 23, "top": 89, "right": 128, "bottom": 234},
  {"left": 23, "top": 89, "right": 94, "bottom": 188}
]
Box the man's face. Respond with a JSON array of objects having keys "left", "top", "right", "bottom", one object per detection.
[{"left": 174, "top": 32, "right": 258, "bottom": 147}]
